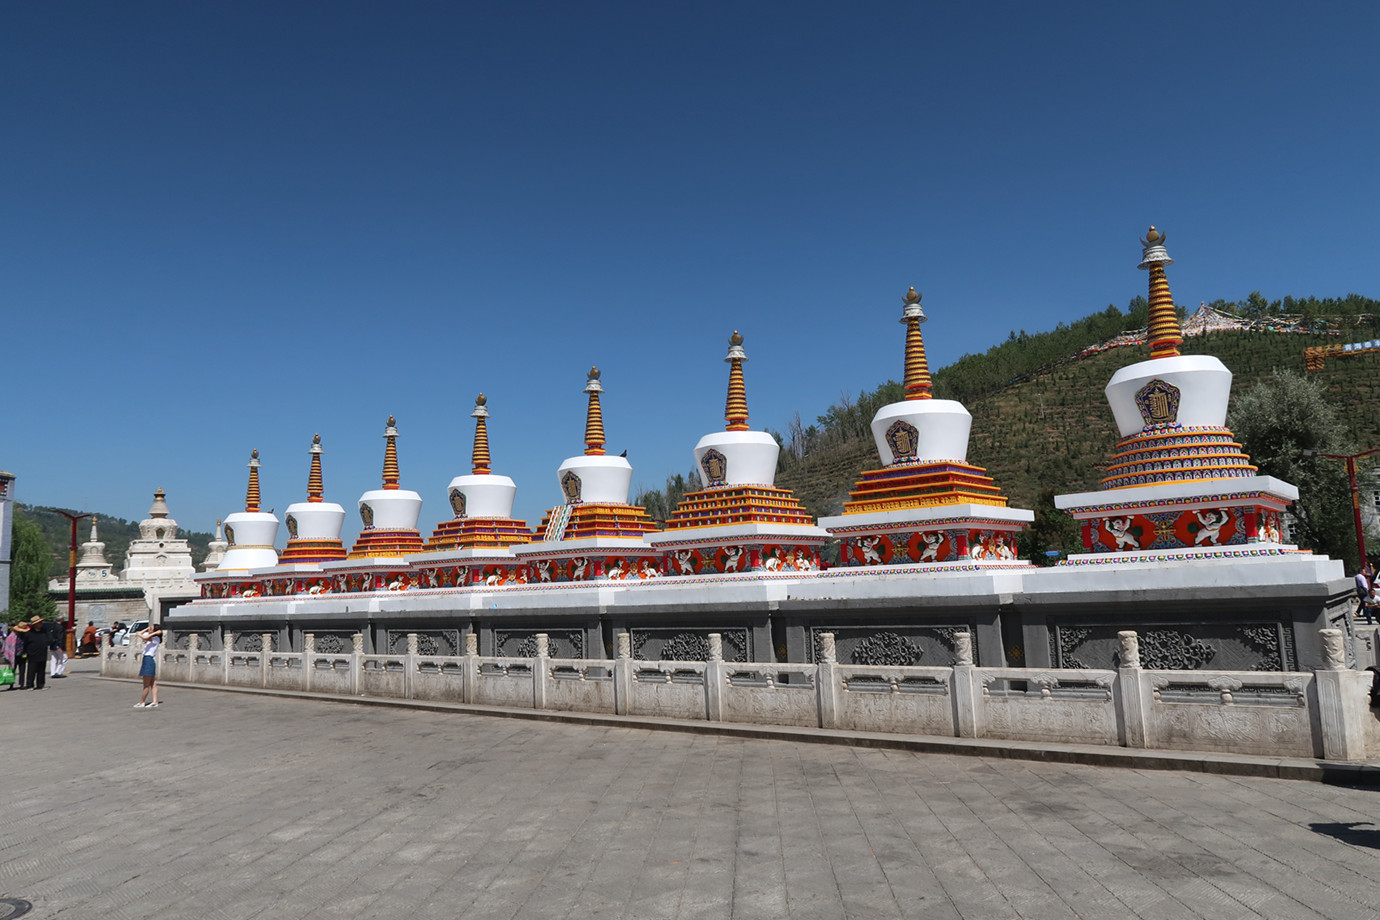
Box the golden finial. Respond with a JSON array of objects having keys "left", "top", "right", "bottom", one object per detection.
[
  {"left": 307, "top": 433, "right": 325, "bottom": 502},
  {"left": 1139, "top": 224, "right": 1182, "bottom": 358},
  {"left": 904, "top": 287, "right": 922, "bottom": 305},
  {"left": 584, "top": 366, "right": 606, "bottom": 455},
  {"left": 475, "top": 392, "right": 487, "bottom": 406},
  {"left": 725, "top": 330, "right": 750, "bottom": 431},
  {"left": 387, "top": 415, "right": 396, "bottom": 427}
]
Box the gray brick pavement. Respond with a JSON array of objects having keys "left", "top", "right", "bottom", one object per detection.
[{"left": 2, "top": 664, "right": 1379, "bottom": 919}]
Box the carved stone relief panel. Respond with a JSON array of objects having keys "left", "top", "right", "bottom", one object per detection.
[
  {"left": 387, "top": 629, "right": 460, "bottom": 657},
  {"left": 1052, "top": 622, "right": 1293, "bottom": 671},
  {"left": 809, "top": 625, "right": 971, "bottom": 666},
  {"left": 494, "top": 629, "right": 585, "bottom": 659},
  {"left": 631, "top": 628, "right": 749, "bottom": 662}
]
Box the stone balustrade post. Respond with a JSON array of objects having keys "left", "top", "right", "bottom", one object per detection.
[
  {"left": 1114, "top": 631, "right": 1148, "bottom": 748},
  {"left": 186, "top": 634, "right": 200, "bottom": 684},
  {"left": 303, "top": 633, "right": 315, "bottom": 692},
  {"left": 533, "top": 633, "right": 549, "bottom": 710},
  {"left": 223, "top": 631, "right": 235, "bottom": 685},
  {"left": 260, "top": 633, "right": 273, "bottom": 689},
  {"left": 352, "top": 633, "right": 364, "bottom": 696},
  {"left": 817, "top": 632, "right": 838, "bottom": 730},
  {"left": 951, "top": 630, "right": 981, "bottom": 738},
  {"left": 463, "top": 631, "right": 478, "bottom": 704},
  {"left": 405, "top": 632, "right": 419, "bottom": 700},
  {"left": 1314, "top": 628, "right": 1368, "bottom": 761},
  {"left": 614, "top": 631, "right": 632, "bottom": 716},
  {"left": 705, "top": 633, "right": 724, "bottom": 722}
]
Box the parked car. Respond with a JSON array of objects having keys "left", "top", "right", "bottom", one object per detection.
[{"left": 120, "top": 620, "right": 150, "bottom": 645}]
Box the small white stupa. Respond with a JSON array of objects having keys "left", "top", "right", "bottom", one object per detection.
[
  {"left": 200, "top": 520, "right": 228, "bottom": 572},
  {"left": 218, "top": 452, "right": 281, "bottom": 571},
  {"left": 280, "top": 434, "right": 347, "bottom": 563},
  {"left": 1054, "top": 228, "right": 1298, "bottom": 559},
  {"left": 515, "top": 367, "right": 659, "bottom": 582},
  {"left": 648, "top": 331, "right": 828, "bottom": 575},
  {"left": 426, "top": 394, "right": 531, "bottom": 553},
  {"left": 77, "top": 517, "right": 115, "bottom": 582},
  {"left": 819, "top": 287, "right": 1033, "bottom": 565}
]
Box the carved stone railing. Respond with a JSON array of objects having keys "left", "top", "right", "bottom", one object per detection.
[{"left": 99, "top": 628, "right": 1374, "bottom": 761}]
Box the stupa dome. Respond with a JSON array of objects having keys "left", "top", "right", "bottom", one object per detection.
[
  {"left": 281, "top": 434, "right": 348, "bottom": 562},
  {"left": 691, "top": 332, "right": 781, "bottom": 486},
  {"left": 219, "top": 451, "right": 281, "bottom": 571},
  {"left": 554, "top": 368, "right": 633, "bottom": 504},
  {"left": 867, "top": 288, "right": 972, "bottom": 465},
  {"left": 349, "top": 416, "right": 425, "bottom": 557}
]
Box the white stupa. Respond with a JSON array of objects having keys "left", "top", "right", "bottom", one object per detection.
[
  {"left": 1054, "top": 228, "right": 1298, "bottom": 559},
  {"left": 648, "top": 331, "right": 828, "bottom": 575},
  {"left": 819, "top": 288, "right": 1033, "bottom": 566},
  {"left": 515, "top": 367, "right": 659, "bottom": 582},
  {"left": 200, "top": 520, "right": 228, "bottom": 572}
]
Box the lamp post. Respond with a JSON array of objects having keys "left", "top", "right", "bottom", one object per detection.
[
  {"left": 50, "top": 509, "right": 91, "bottom": 657},
  {"left": 1302, "top": 447, "right": 1380, "bottom": 568}
]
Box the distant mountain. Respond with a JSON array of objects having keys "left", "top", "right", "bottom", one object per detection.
[{"left": 18, "top": 504, "right": 214, "bottom": 578}]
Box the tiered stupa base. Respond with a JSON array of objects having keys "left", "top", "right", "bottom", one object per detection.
[
  {"left": 664, "top": 485, "right": 814, "bottom": 528},
  {"left": 1100, "top": 426, "right": 1257, "bottom": 490},
  {"left": 823, "top": 459, "right": 1033, "bottom": 568},
  {"left": 649, "top": 485, "right": 828, "bottom": 576},
  {"left": 427, "top": 517, "right": 534, "bottom": 552},
  {"left": 278, "top": 539, "right": 347, "bottom": 563},
  {"left": 842, "top": 460, "right": 1010, "bottom": 514},
  {"left": 1054, "top": 476, "right": 1298, "bottom": 563},
  {"left": 348, "top": 528, "right": 427, "bottom": 559}
]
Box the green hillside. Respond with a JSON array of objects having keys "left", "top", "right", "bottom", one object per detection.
[{"left": 19, "top": 504, "right": 214, "bottom": 579}]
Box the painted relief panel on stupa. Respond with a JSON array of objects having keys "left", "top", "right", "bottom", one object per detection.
[
  {"left": 1135, "top": 378, "right": 1181, "bottom": 427},
  {"left": 885, "top": 420, "right": 919, "bottom": 462}
]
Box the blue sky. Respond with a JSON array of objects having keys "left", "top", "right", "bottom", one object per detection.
[{"left": 3, "top": 1, "right": 1376, "bottom": 546}]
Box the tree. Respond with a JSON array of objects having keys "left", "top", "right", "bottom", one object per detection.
[
  {"left": 1227, "top": 369, "right": 1368, "bottom": 568},
  {"left": 6, "top": 513, "right": 57, "bottom": 624},
  {"left": 634, "top": 469, "right": 701, "bottom": 525},
  {"left": 1024, "top": 488, "right": 1082, "bottom": 565}
]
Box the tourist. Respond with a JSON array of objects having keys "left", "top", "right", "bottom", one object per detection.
[
  {"left": 1357, "top": 564, "right": 1373, "bottom": 616},
  {"left": 1364, "top": 588, "right": 1380, "bottom": 627},
  {"left": 48, "top": 620, "right": 68, "bottom": 678},
  {"left": 78, "top": 621, "right": 99, "bottom": 657},
  {"left": 133, "top": 623, "right": 164, "bottom": 709},
  {"left": 1, "top": 624, "right": 18, "bottom": 690},
  {"left": 19, "top": 617, "right": 51, "bottom": 690}
]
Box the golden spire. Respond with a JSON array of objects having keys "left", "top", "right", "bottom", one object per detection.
[
  {"left": 306, "top": 433, "right": 324, "bottom": 503},
  {"left": 724, "top": 330, "right": 750, "bottom": 431},
  {"left": 1139, "top": 226, "right": 1183, "bottom": 359},
  {"left": 381, "top": 416, "right": 400, "bottom": 490},
  {"left": 244, "top": 450, "right": 262, "bottom": 512},
  {"left": 900, "top": 287, "right": 932, "bottom": 400},
  {"left": 471, "top": 394, "right": 491, "bottom": 475},
  {"left": 583, "top": 367, "right": 606, "bottom": 456}
]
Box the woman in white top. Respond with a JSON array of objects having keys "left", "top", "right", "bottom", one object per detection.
[{"left": 133, "top": 624, "right": 164, "bottom": 709}]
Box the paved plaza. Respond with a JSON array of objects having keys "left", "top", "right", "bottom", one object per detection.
[{"left": 3, "top": 663, "right": 1380, "bottom": 919}]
